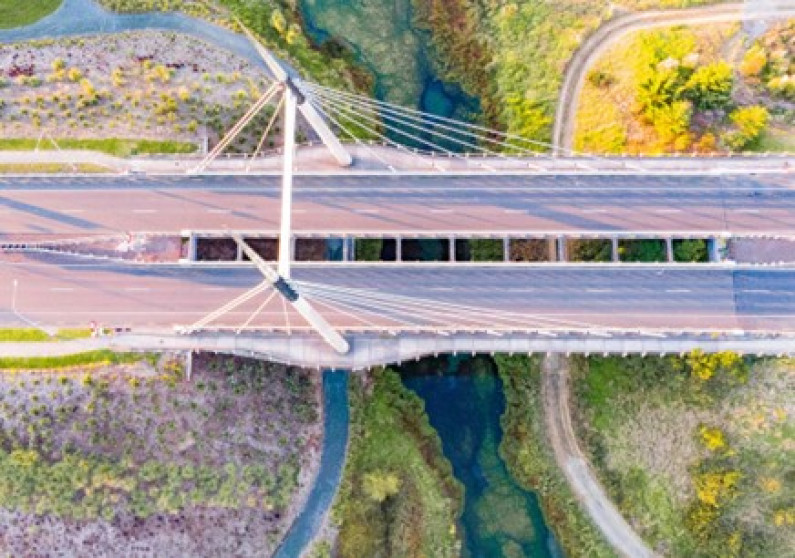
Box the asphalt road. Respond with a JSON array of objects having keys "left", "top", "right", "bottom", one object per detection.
[
  {"left": 1, "top": 173, "right": 793, "bottom": 239},
  {"left": 1, "top": 255, "right": 793, "bottom": 333}
]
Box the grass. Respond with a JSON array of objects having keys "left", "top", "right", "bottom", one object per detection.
[
  {"left": 572, "top": 354, "right": 794, "bottom": 557},
  {"left": 0, "top": 163, "right": 111, "bottom": 173},
  {"left": 333, "top": 368, "right": 462, "bottom": 557},
  {"left": 0, "top": 0, "right": 61, "bottom": 29},
  {"left": 0, "top": 350, "right": 153, "bottom": 370},
  {"left": 0, "top": 328, "right": 93, "bottom": 342},
  {"left": 495, "top": 354, "right": 616, "bottom": 557},
  {"left": 0, "top": 138, "right": 197, "bottom": 157}
]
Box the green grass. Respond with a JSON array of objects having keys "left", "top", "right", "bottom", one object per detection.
[
  {"left": 0, "top": 329, "right": 95, "bottom": 342},
  {"left": 0, "top": 0, "right": 61, "bottom": 29},
  {"left": 0, "top": 138, "right": 197, "bottom": 157},
  {"left": 0, "top": 163, "right": 111, "bottom": 174},
  {"left": 495, "top": 355, "right": 617, "bottom": 557},
  {"left": 333, "top": 369, "right": 462, "bottom": 557},
  {"left": 0, "top": 350, "right": 152, "bottom": 370}
]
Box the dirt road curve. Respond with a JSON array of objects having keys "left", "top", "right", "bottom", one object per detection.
[
  {"left": 552, "top": 2, "right": 795, "bottom": 151},
  {"left": 542, "top": 354, "right": 655, "bottom": 558}
]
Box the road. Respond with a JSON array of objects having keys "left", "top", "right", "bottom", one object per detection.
[
  {"left": 1, "top": 173, "right": 794, "bottom": 239},
  {"left": 553, "top": 2, "right": 795, "bottom": 149},
  {"left": 542, "top": 354, "right": 654, "bottom": 558},
  {"left": 1, "top": 255, "right": 793, "bottom": 333}
]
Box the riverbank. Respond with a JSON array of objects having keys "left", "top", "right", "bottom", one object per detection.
[
  {"left": 496, "top": 354, "right": 616, "bottom": 557},
  {"left": 332, "top": 367, "right": 462, "bottom": 557}
]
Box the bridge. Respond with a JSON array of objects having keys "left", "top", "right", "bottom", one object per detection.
[{"left": 2, "top": 26, "right": 795, "bottom": 366}]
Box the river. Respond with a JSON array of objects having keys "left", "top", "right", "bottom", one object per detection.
[{"left": 400, "top": 355, "right": 562, "bottom": 557}]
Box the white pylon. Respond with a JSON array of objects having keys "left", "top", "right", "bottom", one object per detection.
[{"left": 279, "top": 84, "right": 298, "bottom": 278}]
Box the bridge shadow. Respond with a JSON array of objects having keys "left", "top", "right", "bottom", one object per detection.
[{"left": 0, "top": 196, "right": 100, "bottom": 232}]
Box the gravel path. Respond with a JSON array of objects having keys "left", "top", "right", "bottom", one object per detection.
[
  {"left": 552, "top": 2, "right": 795, "bottom": 151},
  {"left": 542, "top": 354, "right": 655, "bottom": 558}
]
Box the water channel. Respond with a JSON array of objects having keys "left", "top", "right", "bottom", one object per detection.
[{"left": 400, "top": 355, "right": 562, "bottom": 557}]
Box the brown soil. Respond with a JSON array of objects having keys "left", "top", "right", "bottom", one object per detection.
[
  {"left": 196, "top": 238, "right": 238, "bottom": 261},
  {"left": 295, "top": 239, "right": 328, "bottom": 262},
  {"left": 510, "top": 239, "right": 552, "bottom": 262}
]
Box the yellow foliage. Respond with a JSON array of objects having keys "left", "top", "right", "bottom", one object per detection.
[
  {"left": 698, "top": 425, "right": 727, "bottom": 452},
  {"left": 758, "top": 477, "right": 780, "bottom": 493},
  {"left": 740, "top": 45, "right": 767, "bottom": 78},
  {"left": 694, "top": 470, "right": 741, "bottom": 507},
  {"left": 773, "top": 507, "right": 795, "bottom": 527}
]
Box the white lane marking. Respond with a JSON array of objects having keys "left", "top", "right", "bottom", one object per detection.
[
  {"left": 354, "top": 209, "right": 380, "bottom": 214},
  {"left": 503, "top": 209, "right": 525, "bottom": 214},
  {"left": 132, "top": 209, "right": 158, "bottom": 214},
  {"left": 734, "top": 209, "right": 760, "bottom": 213},
  {"left": 585, "top": 288, "right": 612, "bottom": 293},
  {"left": 581, "top": 209, "right": 607, "bottom": 214},
  {"left": 206, "top": 208, "right": 231, "bottom": 214},
  {"left": 654, "top": 209, "right": 682, "bottom": 214},
  {"left": 293, "top": 209, "right": 307, "bottom": 214},
  {"left": 124, "top": 287, "right": 151, "bottom": 292},
  {"left": 201, "top": 287, "right": 227, "bottom": 291},
  {"left": 666, "top": 288, "right": 692, "bottom": 293},
  {"left": 429, "top": 209, "right": 453, "bottom": 214},
  {"left": 49, "top": 287, "right": 75, "bottom": 292},
  {"left": 742, "top": 289, "right": 770, "bottom": 294}
]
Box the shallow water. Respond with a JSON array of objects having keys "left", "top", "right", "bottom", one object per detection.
[
  {"left": 401, "top": 355, "right": 563, "bottom": 557},
  {"left": 299, "top": 0, "right": 479, "bottom": 120}
]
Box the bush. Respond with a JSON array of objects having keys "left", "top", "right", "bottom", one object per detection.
[{"left": 723, "top": 106, "right": 769, "bottom": 150}]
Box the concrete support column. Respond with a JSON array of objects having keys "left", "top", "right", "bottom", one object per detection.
[
  {"left": 503, "top": 237, "right": 511, "bottom": 262},
  {"left": 611, "top": 237, "right": 619, "bottom": 262},
  {"left": 449, "top": 236, "right": 456, "bottom": 262},
  {"left": 278, "top": 86, "right": 298, "bottom": 278},
  {"left": 185, "top": 350, "right": 193, "bottom": 382},
  {"left": 343, "top": 237, "right": 352, "bottom": 262},
  {"left": 186, "top": 233, "right": 197, "bottom": 261},
  {"left": 556, "top": 235, "right": 568, "bottom": 262},
  {"left": 236, "top": 242, "right": 244, "bottom": 261},
  {"left": 547, "top": 237, "right": 557, "bottom": 261},
  {"left": 708, "top": 237, "right": 721, "bottom": 263},
  {"left": 395, "top": 236, "right": 402, "bottom": 262},
  {"left": 666, "top": 237, "right": 674, "bottom": 262}
]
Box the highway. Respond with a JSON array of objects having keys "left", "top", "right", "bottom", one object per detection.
[
  {"left": 1, "top": 173, "right": 794, "bottom": 238},
  {"left": 1, "top": 254, "right": 793, "bottom": 333}
]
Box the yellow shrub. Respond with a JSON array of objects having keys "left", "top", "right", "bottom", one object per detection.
[
  {"left": 694, "top": 470, "right": 741, "bottom": 507},
  {"left": 698, "top": 425, "right": 727, "bottom": 452}
]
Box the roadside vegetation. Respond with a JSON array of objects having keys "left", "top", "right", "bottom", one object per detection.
[
  {"left": 333, "top": 368, "right": 463, "bottom": 557},
  {"left": 0, "top": 162, "right": 112, "bottom": 173},
  {"left": 0, "top": 0, "right": 61, "bottom": 29},
  {"left": 0, "top": 328, "right": 93, "bottom": 342},
  {"left": 572, "top": 352, "right": 794, "bottom": 557},
  {"left": 576, "top": 20, "right": 795, "bottom": 154},
  {"left": 0, "top": 32, "right": 282, "bottom": 154},
  {"left": 414, "top": 1, "right": 722, "bottom": 146},
  {"left": 495, "top": 354, "right": 617, "bottom": 557},
  {"left": 0, "top": 352, "right": 321, "bottom": 555}
]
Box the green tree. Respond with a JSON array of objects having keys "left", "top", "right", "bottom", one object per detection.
[
  {"left": 722, "top": 106, "right": 769, "bottom": 150},
  {"left": 683, "top": 62, "right": 733, "bottom": 110},
  {"left": 362, "top": 471, "right": 401, "bottom": 503}
]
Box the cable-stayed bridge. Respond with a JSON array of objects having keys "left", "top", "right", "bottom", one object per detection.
[{"left": 2, "top": 36, "right": 794, "bottom": 365}]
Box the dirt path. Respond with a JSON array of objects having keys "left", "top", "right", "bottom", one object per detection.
[
  {"left": 542, "top": 354, "right": 655, "bottom": 558},
  {"left": 552, "top": 2, "right": 795, "bottom": 151}
]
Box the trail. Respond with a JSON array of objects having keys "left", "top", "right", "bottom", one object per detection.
[{"left": 541, "top": 354, "right": 655, "bottom": 558}]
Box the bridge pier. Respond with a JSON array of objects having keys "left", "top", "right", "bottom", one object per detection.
[
  {"left": 395, "top": 236, "right": 402, "bottom": 262},
  {"left": 708, "top": 237, "right": 721, "bottom": 263},
  {"left": 666, "top": 237, "right": 674, "bottom": 262},
  {"left": 503, "top": 237, "right": 511, "bottom": 262},
  {"left": 611, "top": 237, "right": 619, "bottom": 262},
  {"left": 342, "top": 237, "right": 353, "bottom": 262},
  {"left": 556, "top": 236, "right": 568, "bottom": 262},
  {"left": 449, "top": 236, "right": 456, "bottom": 262}
]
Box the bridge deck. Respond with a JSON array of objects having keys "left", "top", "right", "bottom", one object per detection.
[
  {"left": 1, "top": 173, "right": 794, "bottom": 238},
  {"left": 1, "top": 254, "right": 793, "bottom": 334}
]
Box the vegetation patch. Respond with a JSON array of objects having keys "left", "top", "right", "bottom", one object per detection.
[
  {"left": 0, "top": 162, "right": 111, "bottom": 173},
  {"left": 333, "top": 368, "right": 463, "bottom": 557},
  {"left": 0, "top": 353, "right": 321, "bottom": 555},
  {"left": 572, "top": 352, "right": 794, "bottom": 557},
  {"left": 576, "top": 21, "right": 795, "bottom": 154},
  {"left": 0, "top": 328, "right": 93, "bottom": 342},
  {"left": 0, "top": 0, "right": 61, "bottom": 29},
  {"left": 495, "top": 355, "right": 616, "bottom": 557}
]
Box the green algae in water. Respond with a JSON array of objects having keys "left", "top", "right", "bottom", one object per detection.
[
  {"left": 400, "top": 355, "right": 563, "bottom": 557},
  {"left": 299, "top": 0, "right": 479, "bottom": 120}
]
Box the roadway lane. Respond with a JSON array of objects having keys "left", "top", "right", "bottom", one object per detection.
[
  {"left": 1, "top": 254, "right": 793, "bottom": 333},
  {"left": 1, "top": 173, "right": 794, "bottom": 238}
]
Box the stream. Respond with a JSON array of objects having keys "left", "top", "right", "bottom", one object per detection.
[{"left": 400, "top": 355, "right": 562, "bottom": 557}]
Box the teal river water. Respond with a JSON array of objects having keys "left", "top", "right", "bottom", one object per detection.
[{"left": 401, "top": 356, "right": 562, "bottom": 557}]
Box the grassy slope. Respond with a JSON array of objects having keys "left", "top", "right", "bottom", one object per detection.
[
  {"left": 0, "top": 0, "right": 61, "bottom": 29},
  {"left": 572, "top": 355, "right": 795, "bottom": 557},
  {"left": 495, "top": 354, "right": 616, "bottom": 557},
  {"left": 0, "top": 138, "right": 196, "bottom": 157},
  {"left": 333, "top": 369, "right": 463, "bottom": 558}
]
